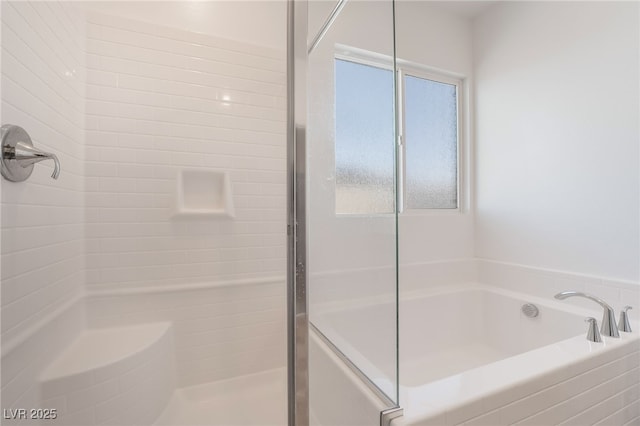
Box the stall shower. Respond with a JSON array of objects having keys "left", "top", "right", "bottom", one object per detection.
[{"left": 1, "top": 1, "right": 288, "bottom": 425}]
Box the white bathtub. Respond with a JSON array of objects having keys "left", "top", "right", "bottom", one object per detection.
[{"left": 312, "top": 284, "right": 640, "bottom": 425}]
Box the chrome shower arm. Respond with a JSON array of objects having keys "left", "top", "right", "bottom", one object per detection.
[
  {"left": 13, "top": 141, "right": 60, "bottom": 179},
  {"left": 1, "top": 124, "right": 61, "bottom": 181}
]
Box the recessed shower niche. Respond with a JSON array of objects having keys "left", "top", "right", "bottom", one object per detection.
[{"left": 173, "top": 169, "right": 235, "bottom": 219}]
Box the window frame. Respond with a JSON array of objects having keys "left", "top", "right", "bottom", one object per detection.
[{"left": 333, "top": 47, "right": 465, "bottom": 216}]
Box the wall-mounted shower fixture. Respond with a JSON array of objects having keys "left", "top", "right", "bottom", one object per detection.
[{"left": 1, "top": 124, "right": 60, "bottom": 182}]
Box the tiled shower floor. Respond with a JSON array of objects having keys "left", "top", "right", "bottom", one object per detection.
[{"left": 155, "top": 368, "right": 286, "bottom": 426}]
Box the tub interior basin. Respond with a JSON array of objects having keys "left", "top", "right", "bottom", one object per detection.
[{"left": 312, "top": 286, "right": 589, "bottom": 389}]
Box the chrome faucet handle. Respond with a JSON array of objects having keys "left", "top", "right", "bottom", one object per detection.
[
  {"left": 585, "top": 317, "right": 602, "bottom": 342},
  {"left": 618, "top": 306, "right": 632, "bottom": 332},
  {"left": 555, "top": 291, "right": 620, "bottom": 338}
]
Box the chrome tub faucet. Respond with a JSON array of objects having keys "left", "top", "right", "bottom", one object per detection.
[{"left": 554, "top": 291, "right": 620, "bottom": 338}]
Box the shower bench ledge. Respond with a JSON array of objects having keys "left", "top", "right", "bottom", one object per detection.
[{"left": 39, "top": 322, "right": 175, "bottom": 426}]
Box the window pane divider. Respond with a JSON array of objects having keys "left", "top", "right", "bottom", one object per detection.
[{"left": 396, "top": 67, "right": 406, "bottom": 214}]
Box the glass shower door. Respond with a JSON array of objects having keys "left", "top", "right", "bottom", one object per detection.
[{"left": 305, "top": 0, "right": 399, "bottom": 423}]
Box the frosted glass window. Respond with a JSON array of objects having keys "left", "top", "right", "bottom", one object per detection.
[
  {"left": 335, "top": 59, "right": 395, "bottom": 214},
  {"left": 404, "top": 75, "right": 458, "bottom": 209}
]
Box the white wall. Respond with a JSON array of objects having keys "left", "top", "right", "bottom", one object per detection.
[
  {"left": 307, "top": 3, "right": 477, "bottom": 410},
  {"left": 1, "top": 0, "right": 87, "bottom": 415},
  {"left": 474, "top": 1, "right": 640, "bottom": 282},
  {"left": 307, "top": 2, "right": 476, "bottom": 329},
  {"left": 307, "top": 0, "right": 396, "bottom": 283},
  {"left": 308, "top": 1, "right": 476, "bottom": 294},
  {"left": 308, "top": 0, "right": 338, "bottom": 47},
  {"left": 396, "top": 1, "right": 475, "bottom": 270}
]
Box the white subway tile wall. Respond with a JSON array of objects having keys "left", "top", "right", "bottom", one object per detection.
[
  {"left": 1, "top": 0, "right": 87, "bottom": 414},
  {"left": 84, "top": 12, "right": 286, "bottom": 292},
  {"left": 459, "top": 348, "right": 640, "bottom": 426},
  {"left": 1, "top": 0, "right": 86, "bottom": 348},
  {"left": 1, "top": 3, "right": 288, "bottom": 420},
  {"left": 386, "top": 339, "right": 640, "bottom": 426}
]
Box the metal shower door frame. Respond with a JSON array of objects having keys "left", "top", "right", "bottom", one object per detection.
[
  {"left": 287, "top": 0, "right": 309, "bottom": 425},
  {"left": 287, "top": 0, "right": 403, "bottom": 424}
]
